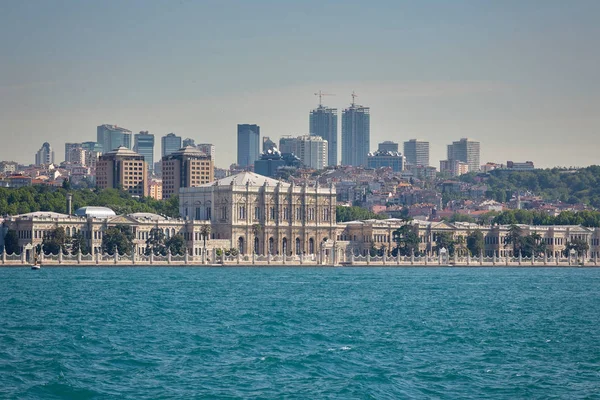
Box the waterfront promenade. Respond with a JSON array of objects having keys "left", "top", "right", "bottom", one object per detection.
[{"left": 1, "top": 250, "right": 597, "bottom": 267}]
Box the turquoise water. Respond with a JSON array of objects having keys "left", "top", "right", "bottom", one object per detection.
[{"left": 1, "top": 267, "right": 599, "bottom": 399}]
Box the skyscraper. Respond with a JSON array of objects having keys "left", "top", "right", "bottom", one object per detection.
[
  {"left": 237, "top": 124, "right": 260, "bottom": 168},
  {"left": 262, "top": 136, "right": 276, "bottom": 152},
  {"left": 35, "top": 142, "right": 54, "bottom": 165},
  {"left": 310, "top": 104, "right": 338, "bottom": 166},
  {"left": 161, "top": 133, "right": 182, "bottom": 158},
  {"left": 403, "top": 139, "right": 430, "bottom": 167},
  {"left": 64, "top": 143, "right": 82, "bottom": 163},
  {"left": 446, "top": 138, "right": 480, "bottom": 172},
  {"left": 341, "top": 95, "right": 370, "bottom": 167},
  {"left": 134, "top": 131, "right": 155, "bottom": 173},
  {"left": 291, "top": 135, "right": 329, "bottom": 170},
  {"left": 97, "top": 124, "right": 132, "bottom": 153}
]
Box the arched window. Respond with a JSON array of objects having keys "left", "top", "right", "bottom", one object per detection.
[
  {"left": 66, "top": 227, "right": 71, "bottom": 236},
  {"left": 309, "top": 238, "right": 315, "bottom": 254},
  {"left": 269, "top": 237, "right": 275, "bottom": 254},
  {"left": 295, "top": 238, "right": 301, "bottom": 255},
  {"left": 254, "top": 237, "right": 259, "bottom": 254},
  {"left": 238, "top": 237, "right": 244, "bottom": 255},
  {"left": 282, "top": 238, "right": 288, "bottom": 256}
]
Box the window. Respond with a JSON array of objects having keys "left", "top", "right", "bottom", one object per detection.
[
  {"left": 239, "top": 206, "right": 246, "bottom": 220},
  {"left": 195, "top": 208, "right": 201, "bottom": 220},
  {"left": 296, "top": 207, "right": 301, "bottom": 220},
  {"left": 270, "top": 207, "right": 275, "bottom": 220},
  {"left": 254, "top": 207, "right": 260, "bottom": 220}
]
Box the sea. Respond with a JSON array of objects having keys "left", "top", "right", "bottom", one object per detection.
[{"left": 1, "top": 267, "right": 599, "bottom": 399}]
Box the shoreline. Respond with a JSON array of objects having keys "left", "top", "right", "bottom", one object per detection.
[{"left": 1, "top": 263, "right": 597, "bottom": 268}]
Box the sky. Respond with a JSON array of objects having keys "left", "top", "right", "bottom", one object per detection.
[{"left": 0, "top": 0, "right": 599, "bottom": 169}]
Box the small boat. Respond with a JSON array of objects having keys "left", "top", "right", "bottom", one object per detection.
[
  {"left": 31, "top": 252, "right": 41, "bottom": 269},
  {"left": 31, "top": 264, "right": 41, "bottom": 270}
]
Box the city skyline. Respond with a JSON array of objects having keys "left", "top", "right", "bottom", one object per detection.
[{"left": 1, "top": 1, "right": 599, "bottom": 168}]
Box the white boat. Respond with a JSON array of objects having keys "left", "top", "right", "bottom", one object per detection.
[{"left": 31, "top": 264, "right": 41, "bottom": 270}]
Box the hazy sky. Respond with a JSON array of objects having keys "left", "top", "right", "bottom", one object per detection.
[{"left": 1, "top": 0, "right": 599, "bottom": 168}]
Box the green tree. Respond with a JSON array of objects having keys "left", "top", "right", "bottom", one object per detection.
[
  {"left": 71, "top": 231, "right": 89, "bottom": 255},
  {"left": 564, "top": 238, "right": 589, "bottom": 257},
  {"left": 145, "top": 227, "right": 167, "bottom": 256},
  {"left": 102, "top": 225, "right": 134, "bottom": 255},
  {"left": 336, "top": 206, "right": 386, "bottom": 222},
  {"left": 200, "top": 224, "right": 211, "bottom": 249},
  {"left": 433, "top": 232, "right": 456, "bottom": 256},
  {"left": 3, "top": 229, "right": 20, "bottom": 254},
  {"left": 392, "top": 225, "right": 420, "bottom": 256},
  {"left": 166, "top": 234, "right": 186, "bottom": 255},
  {"left": 42, "top": 227, "right": 68, "bottom": 255},
  {"left": 466, "top": 230, "right": 485, "bottom": 256}
]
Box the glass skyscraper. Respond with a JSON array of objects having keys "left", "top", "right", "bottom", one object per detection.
[
  {"left": 309, "top": 105, "right": 338, "bottom": 166},
  {"left": 161, "top": 133, "right": 182, "bottom": 158},
  {"left": 341, "top": 103, "right": 370, "bottom": 167},
  {"left": 97, "top": 124, "right": 132, "bottom": 153},
  {"left": 237, "top": 124, "right": 260, "bottom": 168},
  {"left": 134, "top": 131, "right": 155, "bottom": 173}
]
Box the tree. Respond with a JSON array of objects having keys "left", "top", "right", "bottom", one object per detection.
[
  {"left": 166, "top": 234, "right": 186, "bottom": 255},
  {"left": 433, "top": 232, "right": 456, "bottom": 256},
  {"left": 145, "top": 227, "right": 166, "bottom": 256},
  {"left": 3, "top": 229, "right": 19, "bottom": 254},
  {"left": 71, "top": 231, "right": 89, "bottom": 255},
  {"left": 200, "top": 224, "right": 211, "bottom": 249},
  {"left": 392, "top": 224, "right": 420, "bottom": 256},
  {"left": 102, "top": 225, "right": 134, "bottom": 255},
  {"left": 336, "top": 206, "right": 386, "bottom": 222},
  {"left": 42, "top": 227, "right": 68, "bottom": 255},
  {"left": 466, "top": 230, "right": 485, "bottom": 256},
  {"left": 506, "top": 224, "right": 524, "bottom": 256},
  {"left": 564, "top": 238, "right": 589, "bottom": 257}
]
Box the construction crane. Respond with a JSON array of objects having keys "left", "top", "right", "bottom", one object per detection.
[
  {"left": 314, "top": 90, "right": 335, "bottom": 107},
  {"left": 351, "top": 91, "right": 358, "bottom": 106}
]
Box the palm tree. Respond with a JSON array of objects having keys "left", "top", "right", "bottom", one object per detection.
[
  {"left": 506, "top": 224, "right": 523, "bottom": 256},
  {"left": 200, "top": 224, "right": 211, "bottom": 250}
]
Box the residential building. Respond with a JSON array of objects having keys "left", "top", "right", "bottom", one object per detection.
[
  {"left": 440, "top": 159, "right": 470, "bottom": 177},
  {"left": 148, "top": 179, "right": 163, "bottom": 200},
  {"left": 507, "top": 161, "right": 535, "bottom": 171},
  {"left": 179, "top": 171, "right": 337, "bottom": 255},
  {"left": 294, "top": 135, "right": 328, "bottom": 170},
  {"left": 35, "top": 142, "right": 54, "bottom": 166},
  {"left": 134, "top": 131, "right": 155, "bottom": 173},
  {"left": 237, "top": 124, "right": 260, "bottom": 168},
  {"left": 161, "top": 146, "right": 214, "bottom": 199},
  {"left": 196, "top": 143, "right": 215, "bottom": 161},
  {"left": 161, "top": 133, "right": 182, "bottom": 158},
  {"left": 68, "top": 147, "right": 86, "bottom": 165},
  {"left": 96, "top": 147, "right": 148, "bottom": 197},
  {"left": 447, "top": 138, "right": 480, "bottom": 172},
  {"left": 278, "top": 136, "right": 296, "bottom": 154},
  {"left": 367, "top": 150, "right": 405, "bottom": 172},
  {"left": 97, "top": 124, "right": 132, "bottom": 153},
  {"left": 403, "top": 139, "right": 430, "bottom": 167},
  {"left": 64, "top": 143, "right": 82, "bottom": 163},
  {"left": 378, "top": 141, "right": 398, "bottom": 153},
  {"left": 341, "top": 99, "right": 370, "bottom": 167},
  {"left": 0, "top": 162, "right": 17, "bottom": 174},
  {"left": 310, "top": 105, "right": 338, "bottom": 166}
]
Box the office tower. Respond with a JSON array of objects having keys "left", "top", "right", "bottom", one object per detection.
[
  {"left": 182, "top": 138, "right": 196, "bottom": 147},
  {"left": 278, "top": 136, "right": 296, "bottom": 154},
  {"left": 262, "top": 137, "right": 276, "bottom": 152},
  {"left": 196, "top": 143, "right": 215, "bottom": 161},
  {"left": 237, "top": 124, "right": 260, "bottom": 168},
  {"left": 293, "top": 135, "right": 328, "bottom": 170},
  {"left": 96, "top": 147, "right": 147, "bottom": 196},
  {"left": 161, "top": 133, "right": 182, "bottom": 158},
  {"left": 161, "top": 146, "right": 214, "bottom": 199},
  {"left": 446, "top": 138, "right": 480, "bottom": 172},
  {"left": 134, "top": 131, "right": 155, "bottom": 173},
  {"left": 35, "top": 142, "right": 55, "bottom": 165},
  {"left": 367, "top": 150, "right": 405, "bottom": 172},
  {"left": 65, "top": 143, "right": 82, "bottom": 163},
  {"left": 310, "top": 104, "right": 338, "bottom": 166},
  {"left": 341, "top": 94, "right": 370, "bottom": 167},
  {"left": 378, "top": 141, "right": 399, "bottom": 153},
  {"left": 403, "top": 139, "right": 430, "bottom": 167},
  {"left": 97, "top": 124, "right": 132, "bottom": 153}
]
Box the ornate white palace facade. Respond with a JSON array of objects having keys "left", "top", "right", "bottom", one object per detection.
[{"left": 179, "top": 172, "right": 337, "bottom": 256}]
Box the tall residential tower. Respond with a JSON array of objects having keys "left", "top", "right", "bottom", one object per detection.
[
  {"left": 310, "top": 102, "right": 338, "bottom": 166},
  {"left": 341, "top": 94, "right": 370, "bottom": 167}
]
